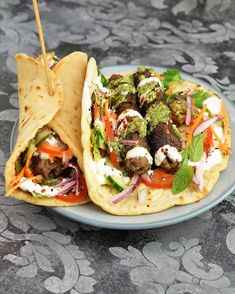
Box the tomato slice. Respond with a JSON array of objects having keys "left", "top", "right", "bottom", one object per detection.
[
  {"left": 38, "top": 141, "right": 73, "bottom": 160},
  {"left": 93, "top": 102, "right": 99, "bottom": 121},
  {"left": 105, "top": 119, "right": 115, "bottom": 141},
  {"left": 104, "top": 100, "right": 116, "bottom": 141},
  {"left": 55, "top": 174, "right": 88, "bottom": 203},
  {"left": 141, "top": 169, "right": 175, "bottom": 189},
  {"left": 103, "top": 100, "right": 120, "bottom": 168},
  {"left": 55, "top": 193, "right": 85, "bottom": 203},
  {"left": 110, "top": 150, "right": 120, "bottom": 168},
  {"left": 203, "top": 126, "right": 213, "bottom": 153}
]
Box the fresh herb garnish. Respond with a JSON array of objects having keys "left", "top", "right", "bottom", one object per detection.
[
  {"left": 172, "top": 165, "right": 194, "bottom": 195},
  {"left": 162, "top": 68, "right": 181, "bottom": 89},
  {"left": 188, "top": 133, "right": 206, "bottom": 162},
  {"left": 41, "top": 178, "right": 60, "bottom": 185},
  {"left": 107, "top": 140, "right": 124, "bottom": 161},
  {"left": 180, "top": 149, "right": 188, "bottom": 166},
  {"left": 97, "top": 66, "right": 108, "bottom": 87},
  {"left": 91, "top": 129, "right": 106, "bottom": 161},
  {"left": 192, "top": 90, "right": 211, "bottom": 108}
]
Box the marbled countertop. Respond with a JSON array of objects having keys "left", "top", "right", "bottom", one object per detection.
[{"left": 1, "top": 1, "right": 235, "bottom": 293}]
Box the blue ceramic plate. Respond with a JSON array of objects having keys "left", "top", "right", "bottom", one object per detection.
[{"left": 11, "top": 65, "right": 235, "bottom": 230}]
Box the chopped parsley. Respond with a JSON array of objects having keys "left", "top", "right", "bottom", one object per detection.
[
  {"left": 162, "top": 68, "right": 181, "bottom": 89},
  {"left": 192, "top": 89, "right": 211, "bottom": 108}
]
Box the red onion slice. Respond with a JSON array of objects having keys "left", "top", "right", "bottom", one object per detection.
[
  {"left": 193, "top": 176, "right": 200, "bottom": 185},
  {"left": 75, "top": 177, "right": 80, "bottom": 195},
  {"left": 193, "top": 116, "right": 218, "bottom": 137},
  {"left": 141, "top": 173, "right": 152, "bottom": 183},
  {"left": 57, "top": 179, "right": 77, "bottom": 195},
  {"left": 185, "top": 95, "right": 192, "bottom": 125},
  {"left": 119, "top": 139, "right": 139, "bottom": 146},
  {"left": 69, "top": 162, "right": 80, "bottom": 175},
  {"left": 175, "top": 95, "right": 199, "bottom": 114},
  {"left": 111, "top": 175, "right": 141, "bottom": 204},
  {"left": 53, "top": 177, "right": 76, "bottom": 188},
  {"left": 175, "top": 95, "right": 190, "bottom": 108}
]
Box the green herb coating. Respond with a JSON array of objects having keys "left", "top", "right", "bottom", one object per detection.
[
  {"left": 121, "top": 117, "right": 147, "bottom": 139},
  {"left": 146, "top": 102, "right": 171, "bottom": 132}
]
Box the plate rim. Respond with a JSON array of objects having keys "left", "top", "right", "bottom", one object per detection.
[{"left": 10, "top": 64, "right": 235, "bottom": 230}]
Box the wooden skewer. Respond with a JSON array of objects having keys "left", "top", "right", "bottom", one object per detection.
[{"left": 32, "top": 0, "right": 54, "bottom": 96}]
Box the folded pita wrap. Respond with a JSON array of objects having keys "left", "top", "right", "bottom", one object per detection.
[
  {"left": 5, "top": 52, "right": 89, "bottom": 206},
  {"left": 81, "top": 58, "right": 231, "bottom": 215}
]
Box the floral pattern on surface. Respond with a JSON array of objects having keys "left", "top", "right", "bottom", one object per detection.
[
  {"left": 0, "top": 0, "right": 235, "bottom": 293},
  {"left": 110, "top": 238, "right": 235, "bottom": 293},
  {"left": 0, "top": 197, "right": 97, "bottom": 294}
]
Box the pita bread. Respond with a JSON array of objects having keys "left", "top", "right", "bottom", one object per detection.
[
  {"left": 81, "top": 59, "right": 231, "bottom": 215},
  {"left": 5, "top": 52, "right": 89, "bottom": 206}
]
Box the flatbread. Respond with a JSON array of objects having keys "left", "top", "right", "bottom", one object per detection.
[
  {"left": 81, "top": 59, "right": 231, "bottom": 215},
  {"left": 5, "top": 52, "right": 89, "bottom": 206}
]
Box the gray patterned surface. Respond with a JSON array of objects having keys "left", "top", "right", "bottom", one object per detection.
[{"left": 0, "top": 0, "right": 235, "bottom": 293}]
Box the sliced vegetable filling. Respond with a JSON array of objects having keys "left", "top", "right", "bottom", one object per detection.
[
  {"left": 10, "top": 126, "right": 87, "bottom": 202},
  {"left": 89, "top": 66, "right": 230, "bottom": 203}
]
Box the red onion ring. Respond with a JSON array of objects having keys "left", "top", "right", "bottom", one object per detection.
[
  {"left": 141, "top": 173, "right": 152, "bottom": 183},
  {"left": 175, "top": 95, "right": 199, "bottom": 114},
  {"left": 185, "top": 95, "right": 192, "bottom": 125},
  {"left": 57, "top": 179, "right": 77, "bottom": 195},
  {"left": 52, "top": 177, "right": 76, "bottom": 188},
  {"left": 119, "top": 139, "right": 139, "bottom": 146},
  {"left": 111, "top": 175, "right": 141, "bottom": 204},
  {"left": 193, "top": 116, "right": 218, "bottom": 137}
]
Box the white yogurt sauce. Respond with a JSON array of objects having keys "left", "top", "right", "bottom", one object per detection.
[
  {"left": 154, "top": 145, "right": 182, "bottom": 166},
  {"left": 126, "top": 147, "right": 153, "bottom": 165},
  {"left": 89, "top": 158, "right": 130, "bottom": 185},
  {"left": 202, "top": 148, "right": 222, "bottom": 171},
  {"left": 19, "top": 178, "right": 61, "bottom": 197},
  {"left": 189, "top": 148, "right": 222, "bottom": 171},
  {"left": 203, "top": 96, "right": 221, "bottom": 115},
  {"left": 94, "top": 76, "right": 110, "bottom": 94},
  {"left": 212, "top": 125, "right": 224, "bottom": 148},
  {"left": 117, "top": 110, "right": 144, "bottom": 136},
  {"left": 138, "top": 77, "right": 163, "bottom": 88},
  {"left": 118, "top": 109, "right": 143, "bottom": 122},
  {"left": 46, "top": 136, "right": 59, "bottom": 147}
]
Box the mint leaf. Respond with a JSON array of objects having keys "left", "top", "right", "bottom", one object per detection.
[
  {"left": 192, "top": 90, "right": 211, "bottom": 108},
  {"left": 162, "top": 68, "right": 181, "bottom": 89},
  {"left": 180, "top": 149, "right": 188, "bottom": 166},
  {"left": 188, "top": 134, "right": 206, "bottom": 162},
  {"left": 172, "top": 166, "right": 194, "bottom": 195}
]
